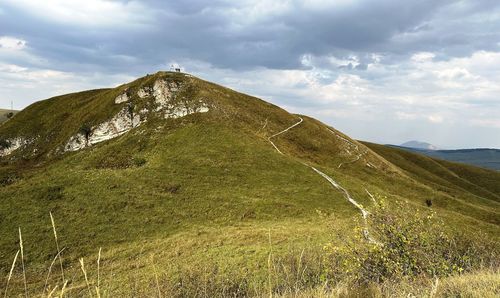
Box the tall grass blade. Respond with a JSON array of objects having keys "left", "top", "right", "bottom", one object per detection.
[
  {"left": 44, "top": 247, "right": 66, "bottom": 294},
  {"left": 79, "top": 258, "right": 92, "bottom": 297},
  {"left": 47, "top": 285, "right": 58, "bottom": 298},
  {"left": 19, "top": 228, "right": 28, "bottom": 298},
  {"left": 96, "top": 247, "right": 102, "bottom": 297},
  {"left": 60, "top": 280, "right": 68, "bottom": 298},
  {"left": 3, "top": 250, "right": 19, "bottom": 298},
  {"left": 267, "top": 228, "right": 273, "bottom": 298},
  {"left": 151, "top": 255, "right": 162, "bottom": 298},
  {"left": 50, "top": 212, "right": 65, "bottom": 283}
]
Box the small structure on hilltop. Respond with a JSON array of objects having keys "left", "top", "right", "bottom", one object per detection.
[{"left": 170, "top": 64, "right": 182, "bottom": 72}]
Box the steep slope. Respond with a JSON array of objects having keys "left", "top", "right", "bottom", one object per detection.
[
  {"left": 0, "top": 109, "right": 18, "bottom": 124},
  {"left": 0, "top": 71, "right": 498, "bottom": 294}
]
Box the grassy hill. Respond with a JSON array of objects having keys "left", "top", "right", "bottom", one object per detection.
[
  {"left": 391, "top": 145, "right": 500, "bottom": 171},
  {"left": 0, "top": 108, "right": 18, "bottom": 124},
  {"left": 0, "top": 72, "right": 498, "bottom": 296}
]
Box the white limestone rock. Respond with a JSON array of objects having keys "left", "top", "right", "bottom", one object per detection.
[
  {"left": 90, "top": 107, "right": 140, "bottom": 144},
  {"left": 137, "top": 87, "right": 152, "bottom": 98},
  {"left": 64, "top": 106, "right": 142, "bottom": 152},
  {"left": 164, "top": 103, "right": 210, "bottom": 119},
  {"left": 0, "top": 137, "right": 26, "bottom": 157},
  {"left": 114, "top": 92, "right": 130, "bottom": 104},
  {"left": 65, "top": 134, "right": 87, "bottom": 152},
  {"left": 153, "top": 79, "right": 180, "bottom": 110}
]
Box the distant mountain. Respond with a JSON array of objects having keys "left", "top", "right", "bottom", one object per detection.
[
  {"left": 391, "top": 145, "right": 500, "bottom": 171},
  {"left": 0, "top": 108, "right": 18, "bottom": 124},
  {"left": 401, "top": 140, "right": 439, "bottom": 150}
]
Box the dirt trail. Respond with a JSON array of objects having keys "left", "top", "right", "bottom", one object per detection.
[{"left": 267, "top": 117, "right": 377, "bottom": 242}]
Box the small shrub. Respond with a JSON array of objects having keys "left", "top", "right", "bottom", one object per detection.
[
  {"left": 36, "top": 186, "right": 64, "bottom": 200},
  {"left": 131, "top": 157, "right": 147, "bottom": 167},
  {"left": 79, "top": 123, "right": 93, "bottom": 146},
  {"left": 323, "top": 199, "right": 498, "bottom": 285},
  {"left": 165, "top": 184, "right": 181, "bottom": 194},
  {"left": 0, "top": 139, "right": 11, "bottom": 150}
]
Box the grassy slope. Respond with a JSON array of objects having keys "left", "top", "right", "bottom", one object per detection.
[
  {"left": 0, "top": 72, "right": 498, "bottom": 294},
  {"left": 0, "top": 109, "right": 18, "bottom": 124}
]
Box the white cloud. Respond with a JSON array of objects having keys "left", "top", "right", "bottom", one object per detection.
[
  {"left": 427, "top": 114, "right": 444, "bottom": 123},
  {"left": 0, "top": 36, "right": 27, "bottom": 50},
  {"left": 470, "top": 119, "right": 500, "bottom": 129},
  {"left": 411, "top": 52, "right": 435, "bottom": 63},
  {"left": 2, "top": 0, "right": 151, "bottom": 27}
]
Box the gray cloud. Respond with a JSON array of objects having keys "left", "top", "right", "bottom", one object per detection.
[{"left": 0, "top": 0, "right": 499, "bottom": 148}]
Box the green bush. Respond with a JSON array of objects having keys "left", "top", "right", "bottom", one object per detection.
[
  {"left": 0, "top": 138, "right": 11, "bottom": 150},
  {"left": 323, "top": 199, "right": 498, "bottom": 284}
]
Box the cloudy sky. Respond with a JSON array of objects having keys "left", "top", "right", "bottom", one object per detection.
[{"left": 1, "top": 0, "right": 499, "bottom": 148}]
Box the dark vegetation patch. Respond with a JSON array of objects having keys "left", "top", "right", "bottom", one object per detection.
[
  {"left": 35, "top": 185, "right": 64, "bottom": 201},
  {"left": 164, "top": 184, "right": 181, "bottom": 194}
]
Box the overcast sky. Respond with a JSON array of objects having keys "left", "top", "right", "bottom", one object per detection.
[{"left": 1, "top": 0, "right": 499, "bottom": 148}]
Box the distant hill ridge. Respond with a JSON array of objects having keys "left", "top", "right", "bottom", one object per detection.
[
  {"left": 400, "top": 140, "right": 439, "bottom": 150},
  {"left": 390, "top": 145, "right": 500, "bottom": 171}
]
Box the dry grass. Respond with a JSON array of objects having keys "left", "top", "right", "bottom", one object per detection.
[{"left": 1, "top": 207, "right": 498, "bottom": 297}]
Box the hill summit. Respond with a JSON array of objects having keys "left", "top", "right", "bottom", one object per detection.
[{"left": 0, "top": 71, "right": 499, "bottom": 296}]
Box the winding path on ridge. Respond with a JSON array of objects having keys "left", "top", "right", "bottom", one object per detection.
[{"left": 267, "top": 116, "right": 376, "bottom": 242}]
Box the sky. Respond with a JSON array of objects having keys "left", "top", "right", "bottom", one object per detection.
[{"left": 0, "top": 0, "right": 499, "bottom": 149}]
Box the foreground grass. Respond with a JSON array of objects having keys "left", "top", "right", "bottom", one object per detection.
[{"left": 2, "top": 202, "right": 498, "bottom": 297}]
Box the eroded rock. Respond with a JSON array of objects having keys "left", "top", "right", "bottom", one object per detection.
[
  {"left": 65, "top": 106, "right": 141, "bottom": 152},
  {"left": 137, "top": 87, "right": 152, "bottom": 98},
  {"left": 0, "top": 137, "right": 26, "bottom": 157},
  {"left": 114, "top": 93, "right": 129, "bottom": 104},
  {"left": 153, "top": 79, "right": 180, "bottom": 111}
]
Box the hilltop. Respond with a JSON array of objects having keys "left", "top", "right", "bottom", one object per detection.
[{"left": 0, "top": 71, "right": 498, "bottom": 296}]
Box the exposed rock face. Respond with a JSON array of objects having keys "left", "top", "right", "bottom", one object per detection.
[
  {"left": 137, "top": 87, "right": 152, "bottom": 98},
  {"left": 64, "top": 78, "right": 210, "bottom": 152},
  {"left": 164, "top": 103, "right": 210, "bottom": 119},
  {"left": 0, "top": 137, "right": 26, "bottom": 156},
  {"left": 114, "top": 93, "right": 129, "bottom": 104},
  {"left": 153, "top": 79, "right": 180, "bottom": 111},
  {"left": 65, "top": 107, "right": 141, "bottom": 152},
  {"left": 65, "top": 134, "right": 87, "bottom": 152}
]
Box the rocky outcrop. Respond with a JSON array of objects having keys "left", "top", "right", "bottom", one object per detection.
[
  {"left": 65, "top": 106, "right": 141, "bottom": 152},
  {"left": 0, "top": 137, "right": 27, "bottom": 157},
  {"left": 153, "top": 79, "right": 180, "bottom": 111},
  {"left": 137, "top": 86, "right": 152, "bottom": 98},
  {"left": 164, "top": 103, "right": 210, "bottom": 119},
  {"left": 114, "top": 93, "right": 130, "bottom": 104},
  {"left": 64, "top": 78, "right": 210, "bottom": 152}
]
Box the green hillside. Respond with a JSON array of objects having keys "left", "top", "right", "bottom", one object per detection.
[
  {"left": 0, "top": 72, "right": 498, "bottom": 296},
  {"left": 0, "top": 109, "right": 18, "bottom": 124}
]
